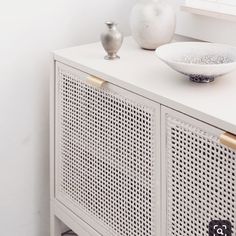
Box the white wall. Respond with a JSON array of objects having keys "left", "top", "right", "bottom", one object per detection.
[{"left": 0, "top": 1, "right": 136, "bottom": 235}]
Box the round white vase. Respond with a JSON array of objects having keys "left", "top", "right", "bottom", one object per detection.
[{"left": 130, "top": 0, "right": 176, "bottom": 50}]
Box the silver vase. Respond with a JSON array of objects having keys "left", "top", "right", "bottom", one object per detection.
[{"left": 101, "top": 21, "right": 123, "bottom": 60}]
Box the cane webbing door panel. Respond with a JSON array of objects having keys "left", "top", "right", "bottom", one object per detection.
[
  {"left": 162, "top": 107, "right": 236, "bottom": 236},
  {"left": 55, "top": 62, "right": 160, "bottom": 236}
]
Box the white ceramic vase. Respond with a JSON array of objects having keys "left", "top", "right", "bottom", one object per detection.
[{"left": 130, "top": 0, "right": 176, "bottom": 50}]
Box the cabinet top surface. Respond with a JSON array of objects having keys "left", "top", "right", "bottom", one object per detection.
[{"left": 54, "top": 36, "right": 236, "bottom": 134}]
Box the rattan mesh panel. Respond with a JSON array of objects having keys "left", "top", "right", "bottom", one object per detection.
[
  {"left": 166, "top": 114, "right": 236, "bottom": 236},
  {"left": 56, "top": 66, "right": 157, "bottom": 236}
]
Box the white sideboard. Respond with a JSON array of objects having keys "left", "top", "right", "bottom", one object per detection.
[{"left": 50, "top": 37, "right": 236, "bottom": 236}]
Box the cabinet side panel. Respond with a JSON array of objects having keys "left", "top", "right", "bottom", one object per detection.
[
  {"left": 50, "top": 58, "right": 56, "bottom": 201},
  {"left": 55, "top": 63, "right": 160, "bottom": 236}
]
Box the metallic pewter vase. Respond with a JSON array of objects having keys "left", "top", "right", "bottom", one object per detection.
[{"left": 101, "top": 21, "right": 123, "bottom": 60}]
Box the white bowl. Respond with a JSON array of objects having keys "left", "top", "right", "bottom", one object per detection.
[{"left": 155, "top": 42, "right": 236, "bottom": 82}]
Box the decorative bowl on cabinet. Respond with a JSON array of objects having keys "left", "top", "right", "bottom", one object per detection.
[{"left": 155, "top": 42, "right": 236, "bottom": 82}]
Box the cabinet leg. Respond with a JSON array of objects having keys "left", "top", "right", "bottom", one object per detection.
[{"left": 51, "top": 214, "right": 62, "bottom": 236}]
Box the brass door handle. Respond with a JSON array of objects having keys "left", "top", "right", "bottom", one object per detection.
[
  {"left": 87, "top": 76, "right": 106, "bottom": 88},
  {"left": 220, "top": 132, "right": 236, "bottom": 150}
]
